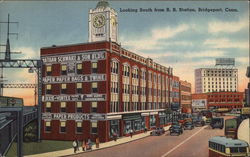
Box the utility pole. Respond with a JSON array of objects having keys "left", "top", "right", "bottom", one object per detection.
[{"left": 0, "top": 14, "right": 21, "bottom": 96}]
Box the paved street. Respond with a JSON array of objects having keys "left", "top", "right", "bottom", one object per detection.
[{"left": 69, "top": 117, "right": 232, "bottom": 157}]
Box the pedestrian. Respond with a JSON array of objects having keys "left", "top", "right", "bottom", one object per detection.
[
  {"left": 113, "top": 132, "right": 117, "bottom": 141},
  {"left": 76, "top": 139, "right": 80, "bottom": 151},
  {"left": 72, "top": 140, "right": 77, "bottom": 153},
  {"left": 87, "top": 138, "right": 92, "bottom": 150},
  {"left": 129, "top": 129, "right": 133, "bottom": 138},
  {"left": 96, "top": 136, "right": 100, "bottom": 148},
  {"left": 82, "top": 140, "right": 86, "bottom": 151}
]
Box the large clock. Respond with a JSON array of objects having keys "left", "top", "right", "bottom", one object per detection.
[{"left": 93, "top": 14, "right": 106, "bottom": 28}]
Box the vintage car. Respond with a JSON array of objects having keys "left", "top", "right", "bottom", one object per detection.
[
  {"left": 169, "top": 124, "right": 183, "bottom": 135},
  {"left": 210, "top": 117, "right": 224, "bottom": 129},
  {"left": 150, "top": 127, "right": 165, "bottom": 136},
  {"left": 183, "top": 122, "right": 194, "bottom": 130}
]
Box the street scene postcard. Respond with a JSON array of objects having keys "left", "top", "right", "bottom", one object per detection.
[{"left": 0, "top": 0, "right": 249, "bottom": 157}]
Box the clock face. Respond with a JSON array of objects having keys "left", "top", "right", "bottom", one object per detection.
[{"left": 93, "top": 14, "right": 106, "bottom": 28}]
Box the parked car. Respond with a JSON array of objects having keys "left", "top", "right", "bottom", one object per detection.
[
  {"left": 205, "top": 117, "right": 212, "bottom": 124},
  {"left": 192, "top": 116, "right": 205, "bottom": 127},
  {"left": 150, "top": 127, "right": 165, "bottom": 136},
  {"left": 210, "top": 117, "right": 224, "bottom": 129},
  {"left": 183, "top": 122, "right": 194, "bottom": 130},
  {"left": 169, "top": 124, "right": 183, "bottom": 135}
]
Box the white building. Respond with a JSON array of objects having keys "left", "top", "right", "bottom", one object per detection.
[{"left": 195, "top": 68, "right": 238, "bottom": 93}]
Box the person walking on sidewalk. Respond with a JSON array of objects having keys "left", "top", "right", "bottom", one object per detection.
[
  {"left": 87, "top": 138, "right": 92, "bottom": 150},
  {"left": 96, "top": 136, "right": 100, "bottom": 148},
  {"left": 129, "top": 129, "right": 133, "bottom": 138},
  {"left": 82, "top": 139, "right": 86, "bottom": 151},
  {"left": 76, "top": 139, "right": 80, "bottom": 151},
  {"left": 73, "top": 140, "right": 77, "bottom": 153},
  {"left": 113, "top": 132, "right": 118, "bottom": 141}
]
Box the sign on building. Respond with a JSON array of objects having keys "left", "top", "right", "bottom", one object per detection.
[
  {"left": 192, "top": 99, "right": 207, "bottom": 108},
  {"left": 215, "top": 58, "right": 235, "bottom": 66},
  {"left": 42, "top": 94, "right": 106, "bottom": 102}
]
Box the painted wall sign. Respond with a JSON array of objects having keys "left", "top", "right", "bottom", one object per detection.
[
  {"left": 43, "top": 74, "right": 106, "bottom": 84},
  {"left": 41, "top": 51, "right": 106, "bottom": 64},
  {"left": 42, "top": 94, "right": 106, "bottom": 102},
  {"left": 42, "top": 113, "right": 106, "bottom": 121}
]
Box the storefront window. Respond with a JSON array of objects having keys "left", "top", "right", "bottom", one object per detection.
[
  {"left": 124, "top": 121, "right": 132, "bottom": 134},
  {"left": 150, "top": 115, "right": 156, "bottom": 127},
  {"left": 160, "top": 117, "right": 165, "bottom": 125},
  {"left": 110, "top": 120, "right": 119, "bottom": 137},
  {"left": 134, "top": 120, "right": 141, "bottom": 131},
  {"left": 141, "top": 117, "right": 146, "bottom": 129}
]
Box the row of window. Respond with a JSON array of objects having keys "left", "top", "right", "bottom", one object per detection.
[
  {"left": 45, "top": 101, "right": 97, "bottom": 113},
  {"left": 204, "top": 74, "right": 237, "bottom": 77},
  {"left": 208, "top": 94, "right": 241, "bottom": 98},
  {"left": 204, "top": 89, "right": 237, "bottom": 92},
  {"left": 209, "top": 141, "right": 247, "bottom": 153},
  {"left": 45, "top": 121, "right": 97, "bottom": 134},
  {"left": 45, "top": 82, "right": 98, "bottom": 94},
  {"left": 46, "top": 62, "right": 98, "bottom": 76},
  {"left": 204, "top": 85, "right": 237, "bottom": 88},
  {"left": 204, "top": 78, "right": 237, "bottom": 81}
]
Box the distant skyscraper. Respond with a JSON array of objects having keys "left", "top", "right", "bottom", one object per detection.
[{"left": 195, "top": 58, "right": 238, "bottom": 93}]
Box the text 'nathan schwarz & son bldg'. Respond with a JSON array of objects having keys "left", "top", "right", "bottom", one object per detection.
[{"left": 41, "top": 1, "right": 182, "bottom": 142}]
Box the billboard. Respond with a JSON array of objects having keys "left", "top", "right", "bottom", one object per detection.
[
  {"left": 192, "top": 99, "right": 207, "bottom": 108},
  {"left": 215, "top": 58, "right": 235, "bottom": 66}
]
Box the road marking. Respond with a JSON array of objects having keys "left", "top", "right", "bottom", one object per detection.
[{"left": 161, "top": 126, "right": 207, "bottom": 157}]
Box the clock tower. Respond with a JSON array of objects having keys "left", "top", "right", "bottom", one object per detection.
[{"left": 89, "top": 1, "right": 118, "bottom": 43}]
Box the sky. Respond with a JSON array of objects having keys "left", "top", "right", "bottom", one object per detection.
[{"left": 0, "top": 0, "right": 249, "bottom": 106}]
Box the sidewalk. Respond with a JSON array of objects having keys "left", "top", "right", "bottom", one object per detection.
[{"left": 25, "top": 125, "right": 170, "bottom": 157}]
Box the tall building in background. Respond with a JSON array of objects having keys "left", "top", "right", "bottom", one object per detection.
[
  {"left": 195, "top": 58, "right": 238, "bottom": 93},
  {"left": 180, "top": 80, "right": 192, "bottom": 113}
]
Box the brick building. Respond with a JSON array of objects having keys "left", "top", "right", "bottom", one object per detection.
[
  {"left": 191, "top": 92, "right": 244, "bottom": 112},
  {"left": 180, "top": 80, "right": 192, "bottom": 113}
]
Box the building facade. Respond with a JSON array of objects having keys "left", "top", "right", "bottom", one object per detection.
[
  {"left": 180, "top": 80, "right": 192, "bottom": 113},
  {"left": 41, "top": 41, "right": 176, "bottom": 142},
  {"left": 195, "top": 68, "right": 238, "bottom": 93},
  {"left": 191, "top": 92, "right": 244, "bottom": 112}
]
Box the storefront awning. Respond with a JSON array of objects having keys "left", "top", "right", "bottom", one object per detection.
[{"left": 123, "top": 114, "right": 141, "bottom": 121}]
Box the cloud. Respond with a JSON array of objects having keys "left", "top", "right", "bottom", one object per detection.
[
  {"left": 13, "top": 47, "right": 39, "bottom": 59},
  {"left": 122, "top": 24, "right": 190, "bottom": 51},
  {"left": 204, "top": 38, "right": 249, "bottom": 49},
  {"left": 208, "top": 15, "right": 248, "bottom": 33},
  {"left": 185, "top": 50, "right": 225, "bottom": 58}
]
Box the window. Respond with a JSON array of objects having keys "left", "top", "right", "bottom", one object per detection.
[
  {"left": 92, "top": 82, "right": 98, "bottom": 93},
  {"left": 60, "top": 121, "right": 66, "bottom": 133},
  {"left": 76, "top": 63, "right": 83, "bottom": 74},
  {"left": 76, "top": 122, "right": 82, "bottom": 133},
  {"left": 61, "top": 84, "right": 67, "bottom": 94},
  {"left": 46, "top": 65, "right": 52, "bottom": 76},
  {"left": 76, "top": 83, "right": 82, "bottom": 94},
  {"left": 45, "top": 121, "right": 51, "bottom": 132},
  {"left": 60, "top": 102, "right": 66, "bottom": 112},
  {"left": 91, "top": 122, "right": 97, "bottom": 134},
  {"left": 92, "top": 62, "right": 98, "bottom": 73},
  {"left": 61, "top": 65, "right": 67, "bottom": 75},
  {"left": 45, "top": 102, "right": 51, "bottom": 112},
  {"left": 46, "top": 84, "right": 52, "bottom": 94},
  {"left": 91, "top": 102, "right": 97, "bottom": 113},
  {"left": 76, "top": 102, "right": 82, "bottom": 113}
]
